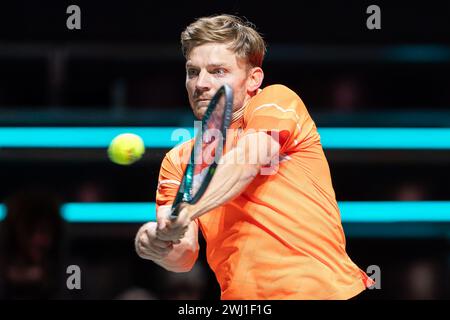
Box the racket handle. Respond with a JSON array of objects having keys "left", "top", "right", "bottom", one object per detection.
[{"left": 169, "top": 204, "right": 180, "bottom": 220}]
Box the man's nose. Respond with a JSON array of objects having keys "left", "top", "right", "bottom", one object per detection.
[{"left": 195, "top": 70, "right": 212, "bottom": 91}]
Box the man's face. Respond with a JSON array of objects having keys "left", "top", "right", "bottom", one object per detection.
[{"left": 185, "top": 42, "right": 252, "bottom": 119}]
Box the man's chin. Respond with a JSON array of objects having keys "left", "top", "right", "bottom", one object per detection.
[{"left": 194, "top": 106, "right": 207, "bottom": 119}]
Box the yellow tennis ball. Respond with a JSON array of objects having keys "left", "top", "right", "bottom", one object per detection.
[{"left": 108, "top": 133, "right": 145, "bottom": 165}]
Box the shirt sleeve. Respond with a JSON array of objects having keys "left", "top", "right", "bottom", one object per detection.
[
  {"left": 243, "top": 84, "right": 306, "bottom": 154},
  {"left": 156, "top": 149, "right": 184, "bottom": 209}
]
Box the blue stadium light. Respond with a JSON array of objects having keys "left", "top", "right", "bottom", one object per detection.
[
  {"left": 1, "top": 127, "right": 450, "bottom": 149},
  {"left": 1, "top": 201, "right": 449, "bottom": 223},
  {"left": 318, "top": 128, "right": 450, "bottom": 149},
  {"left": 0, "top": 204, "right": 5, "bottom": 221},
  {"left": 61, "top": 202, "right": 156, "bottom": 223},
  {"left": 387, "top": 45, "right": 450, "bottom": 63},
  {"left": 0, "top": 127, "right": 195, "bottom": 148},
  {"left": 339, "top": 201, "right": 450, "bottom": 223}
]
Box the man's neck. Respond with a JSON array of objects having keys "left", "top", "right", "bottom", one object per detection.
[
  {"left": 231, "top": 104, "right": 246, "bottom": 123},
  {"left": 231, "top": 89, "right": 261, "bottom": 124}
]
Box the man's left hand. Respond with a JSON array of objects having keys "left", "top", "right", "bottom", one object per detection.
[{"left": 156, "top": 203, "right": 193, "bottom": 242}]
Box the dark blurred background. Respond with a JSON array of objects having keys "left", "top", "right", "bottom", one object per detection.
[{"left": 0, "top": 0, "right": 449, "bottom": 299}]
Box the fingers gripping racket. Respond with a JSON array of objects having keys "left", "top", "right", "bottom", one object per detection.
[{"left": 170, "top": 84, "right": 233, "bottom": 219}]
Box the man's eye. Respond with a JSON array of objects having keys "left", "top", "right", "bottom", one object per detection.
[
  {"left": 213, "top": 69, "right": 226, "bottom": 75},
  {"left": 187, "top": 69, "right": 198, "bottom": 77}
]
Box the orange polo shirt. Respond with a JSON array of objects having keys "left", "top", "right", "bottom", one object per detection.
[{"left": 156, "top": 84, "right": 374, "bottom": 299}]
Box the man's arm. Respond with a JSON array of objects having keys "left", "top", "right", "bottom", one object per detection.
[
  {"left": 135, "top": 207, "right": 199, "bottom": 272},
  {"left": 157, "top": 131, "right": 280, "bottom": 242},
  {"left": 136, "top": 149, "right": 200, "bottom": 272},
  {"left": 191, "top": 131, "right": 279, "bottom": 219}
]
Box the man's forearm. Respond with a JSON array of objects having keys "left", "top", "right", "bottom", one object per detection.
[
  {"left": 155, "top": 235, "right": 198, "bottom": 272},
  {"left": 189, "top": 132, "right": 278, "bottom": 220},
  {"left": 157, "top": 220, "right": 199, "bottom": 272},
  {"left": 154, "top": 133, "right": 279, "bottom": 245},
  {"left": 136, "top": 221, "right": 199, "bottom": 272},
  {"left": 189, "top": 149, "right": 259, "bottom": 219}
]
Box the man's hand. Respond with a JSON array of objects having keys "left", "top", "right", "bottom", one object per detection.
[
  {"left": 135, "top": 222, "right": 175, "bottom": 261},
  {"left": 156, "top": 203, "right": 192, "bottom": 243},
  {"left": 135, "top": 205, "right": 180, "bottom": 261},
  {"left": 135, "top": 205, "right": 200, "bottom": 272}
]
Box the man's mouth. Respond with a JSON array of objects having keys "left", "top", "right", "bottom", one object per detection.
[{"left": 196, "top": 100, "right": 211, "bottom": 108}]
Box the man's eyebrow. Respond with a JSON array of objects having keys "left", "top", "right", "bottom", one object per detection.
[
  {"left": 185, "top": 62, "right": 229, "bottom": 68},
  {"left": 208, "top": 63, "right": 228, "bottom": 68}
]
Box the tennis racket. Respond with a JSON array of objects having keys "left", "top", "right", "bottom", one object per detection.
[{"left": 170, "top": 84, "right": 233, "bottom": 219}]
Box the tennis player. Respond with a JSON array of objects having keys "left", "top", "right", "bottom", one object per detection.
[{"left": 135, "top": 14, "right": 374, "bottom": 299}]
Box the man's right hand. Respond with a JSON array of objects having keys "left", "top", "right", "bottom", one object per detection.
[
  {"left": 135, "top": 222, "right": 175, "bottom": 261},
  {"left": 135, "top": 205, "right": 184, "bottom": 261},
  {"left": 135, "top": 205, "right": 200, "bottom": 272}
]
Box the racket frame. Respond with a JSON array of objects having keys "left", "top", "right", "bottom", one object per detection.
[{"left": 170, "top": 84, "right": 233, "bottom": 218}]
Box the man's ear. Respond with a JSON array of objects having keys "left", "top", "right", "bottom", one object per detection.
[{"left": 247, "top": 67, "right": 264, "bottom": 93}]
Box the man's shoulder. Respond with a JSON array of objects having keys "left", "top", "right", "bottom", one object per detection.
[
  {"left": 163, "top": 138, "right": 194, "bottom": 164},
  {"left": 258, "top": 84, "right": 300, "bottom": 100},
  {"left": 245, "top": 84, "right": 306, "bottom": 118}
]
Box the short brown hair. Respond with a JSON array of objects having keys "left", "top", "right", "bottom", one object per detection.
[{"left": 181, "top": 14, "right": 266, "bottom": 68}]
